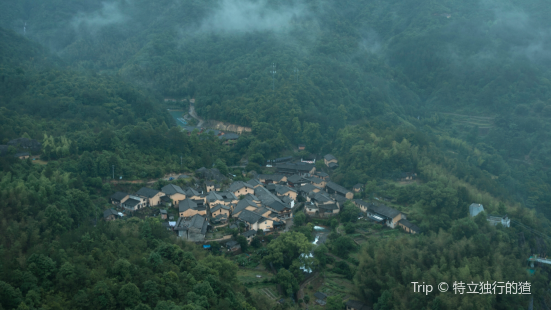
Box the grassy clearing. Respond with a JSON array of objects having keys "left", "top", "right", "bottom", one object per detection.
[
  {"left": 236, "top": 268, "right": 274, "bottom": 284},
  {"left": 249, "top": 284, "right": 279, "bottom": 300},
  {"left": 32, "top": 159, "right": 48, "bottom": 165},
  {"left": 316, "top": 272, "right": 356, "bottom": 297}
]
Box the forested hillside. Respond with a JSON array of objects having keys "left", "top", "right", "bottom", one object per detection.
[{"left": 2, "top": 0, "right": 551, "bottom": 309}]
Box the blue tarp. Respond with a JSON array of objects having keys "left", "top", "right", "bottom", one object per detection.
[{"left": 203, "top": 245, "right": 211, "bottom": 249}]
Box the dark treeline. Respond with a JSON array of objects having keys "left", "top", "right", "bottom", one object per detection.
[{"left": 1, "top": 0, "right": 551, "bottom": 309}]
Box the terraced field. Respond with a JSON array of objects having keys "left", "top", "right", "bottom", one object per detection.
[{"left": 438, "top": 112, "right": 495, "bottom": 134}]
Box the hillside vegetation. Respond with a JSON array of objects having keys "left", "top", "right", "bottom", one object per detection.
[{"left": 1, "top": 0, "right": 551, "bottom": 309}]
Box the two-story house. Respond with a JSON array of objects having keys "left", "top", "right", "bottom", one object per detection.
[
  {"left": 161, "top": 184, "right": 187, "bottom": 205},
  {"left": 229, "top": 181, "right": 255, "bottom": 197},
  {"left": 136, "top": 187, "right": 166, "bottom": 207},
  {"left": 238, "top": 210, "right": 273, "bottom": 232}
]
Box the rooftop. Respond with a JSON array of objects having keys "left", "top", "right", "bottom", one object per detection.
[
  {"left": 368, "top": 202, "right": 401, "bottom": 219},
  {"left": 276, "top": 162, "right": 315, "bottom": 173},
  {"left": 110, "top": 191, "right": 128, "bottom": 201},
  {"left": 246, "top": 179, "right": 262, "bottom": 187},
  {"left": 219, "top": 133, "right": 240, "bottom": 140},
  {"left": 314, "top": 292, "right": 327, "bottom": 300},
  {"left": 241, "top": 229, "right": 257, "bottom": 237},
  {"left": 326, "top": 181, "right": 351, "bottom": 195},
  {"left": 469, "top": 203, "right": 484, "bottom": 217},
  {"left": 162, "top": 184, "right": 186, "bottom": 196},
  {"left": 185, "top": 187, "right": 201, "bottom": 196},
  {"left": 398, "top": 219, "right": 421, "bottom": 233},
  {"left": 179, "top": 198, "right": 197, "bottom": 212},
  {"left": 238, "top": 209, "right": 264, "bottom": 224},
  {"left": 136, "top": 187, "right": 161, "bottom": 198},
  {"left": 287, "top": 174, "right": 305, "bottom": 184},
  {"left": 267, "top": 200, "right": 288, "bottom": 212},
  {"left": 124, "top": 198, "right": 141, "bottom": 208},
  {"left": 103, "top": 209, "right": 118, "bottom": 218},
  {"left": 324, "top": 154, "right": 337, "bottom": 161},
  {"left": 234, "top": 199, "right": 259, "bottom": 215},
  {"left": 229, "top": 181, "right": 254, "bottom": 193}
]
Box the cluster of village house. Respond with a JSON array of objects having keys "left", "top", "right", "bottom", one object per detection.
[
  {"left": 105, "top": 154, "right": 428, "bottom": 243},
  {"left": 0, "top": 137, "right": 42, "bottom": 159}
]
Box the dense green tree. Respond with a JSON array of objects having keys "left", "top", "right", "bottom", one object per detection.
[
  {"left": 263, "top": 232, "right": 313, "bottom": 269},
  {"left": 276, "top": 268, "right": 299, "bottom": 297},
  {"left": 293, "top": 211, "right": 306, "bottom": 226},
  {"left": 326, "top": 295, "right": 344, "bottom": 310},
  {"left": 330, "top": 236, "right": 357, "bottom": 259},
  {"left": 236, "top": 235, "right": 249, "bottom": 253},
  {"left": 119, "top": 283, "right": 141, "bottom": 308}
]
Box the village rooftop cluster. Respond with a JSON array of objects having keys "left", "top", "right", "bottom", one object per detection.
[{"left": 104, "top": 154, "right": 428, "bottom": 243}]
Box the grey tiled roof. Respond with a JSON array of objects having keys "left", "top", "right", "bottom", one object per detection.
[
  {"left": 254, "top": 186, "right": 283, "bottom": 205},
  {"left": 275, "top": 162, "right": 314, "bottom": 173},
  {"left": 238, "top": 210, "right": 264, "bottom": 224},
  {"left": 307, "top": 176, "right": 324, "bottom": 184},
  {"left": 398, "top": 219, "right": 421, "bottom": 232},
  {"left": 242, "top": 230, "right": 257, "bottom": 237},
  {"left": 229, "top": 181, "right": 253, "bottom": 193},
  {"left": 234, "top": 199, "right": 258, "bottom": 215},
  {"left": 287, "top": 174, "right": 304, "bottom": 183},
  {"left": 319, "top": 203, "right": 339, "bottom": 211},
  {"left": 103, "top": 209, "right": 118, "bottom": 218},
  {"left": 226, "top": 240, "right": 240, "bottom": 247},
  {"left": 207, "top": 191, "right": 223, "bottom": 202},
  {"left": 253, "top": 207, "right": 270, "bottom": 216},
  {"left": 267, "top": 200, "right": 288, "bottom": 212},
  {"left": 324, "top": 154, "right": 336, "bottom": 161},
  {"left": 162, "top": 184, "right": 186, "bottom": 196},
  {"left": 219, "top": 192, "right": 238, "bottom": 200},
  {"left": 243, "top": 193, "right": 260, "bottom": 202},
  {"left": 219, "top": 133, "right": 240, "bottom": 140},
  {"left": 281, "top": 196, "right": 292, "bottom": 204},
  {"left": 190, "top": 214, "right": 208, "bottom": 234},
  {"left": 314, "top": 292, "right": 327, "bottom": 300},
  {"left": 210, "top": 204, "right": 230, "bottom": 213},
  {"left": 185, "top": 187, "right": 201, "bottom": 196},
  {"left": 136, "top": 187, "right": 161, "bottom": 198},
  {"left": 298, "top": 183, "right": 320, "bottom": 193},
  {"left": 275, "top": 185, "right": 296, "bottom": 195},
  {"left": 124, "top": 198, "right": 141, "bottom": 208},
  {"left": 326, "top": 181, "right": 351, "bottom": 195},
  {"left": 175, "top": 214, "right": 208, "bottom": 234},
  {"left": 312, "top": 192, "right": 333, "bottom": 203},
  {"left": 179, "top": 198, "right": 197, "bottom": 212},
  {"left": 246, "top": 179, "right": 262, "bottom": 187},
  {"left": 368, "top": 202, "right": 400, "bottom": 219},
  {"left": 110, "top": 191, "right": 128, "bottom": 201},
  {"left": 257, "top": 174, "right": 285, "bottom": 182}
]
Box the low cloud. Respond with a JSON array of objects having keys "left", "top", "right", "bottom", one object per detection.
[
  {"left": 197, "top": 0, "right": 311, "bottom": 34},
  {"left": 71, "top": 2, "right": 128, "bottom": 32},
  {"left": 359, "top": 29, "right": 382, "bottom": 54}
]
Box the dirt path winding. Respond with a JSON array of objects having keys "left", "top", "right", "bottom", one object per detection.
[{"left": 189, "top": 103, "right": 204, "bottom": 127}]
